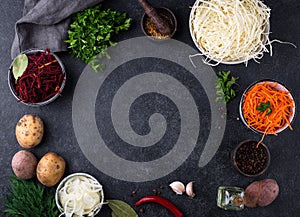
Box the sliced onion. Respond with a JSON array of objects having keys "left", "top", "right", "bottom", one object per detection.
[{"left": 58, "top": 175, "right": 103, "bottom": 216}]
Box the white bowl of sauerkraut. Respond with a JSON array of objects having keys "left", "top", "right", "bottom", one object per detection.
[
  {"left": 55, "top": 173, "right": 104, "bottom": 217},
  {"left": 189, "top": 0, "right": 270, "bottom": 66}
]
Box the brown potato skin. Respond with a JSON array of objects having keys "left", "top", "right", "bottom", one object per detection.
[
  {"left": 244, "top": 179, "right": 279, "bottom": 208},
  {"left": 36, "top": 152, "right": 66, "bottom": 187},
  {"left": 15, "top": 114, "right": 44, "bottom": 148},
  {"left": 11, "top": 150, "right": 37, "bottom": 179}
]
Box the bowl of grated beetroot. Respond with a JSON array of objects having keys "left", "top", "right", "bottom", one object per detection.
[{"left": 8, "top": 49, "right": 66, "bottom": 106}]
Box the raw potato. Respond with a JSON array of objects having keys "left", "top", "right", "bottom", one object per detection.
[
  {"left": 257, "top": 179, "right": 279, "bottom": 207},
  {"left": 36, "top": 152, "right": 66, "bottom": 187},
  {"left": 244, "top": 179, "right": 279, "bottom": 208},
  {"left": 11, "top": 150, "right": 37, "bottom": 179},
  {"left": 244, "top": 181, "right": 260, "bottom": 208},
  {"left": 15, "top": 114, "right": 44, "bottom": 148}
]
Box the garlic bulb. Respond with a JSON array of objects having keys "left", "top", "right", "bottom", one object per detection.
[
  {"left": 186, "top": 181, "right": 195, "bottom": 198},
  {"left": 169, "top": 181, "right": 185, "bottom": 195}
]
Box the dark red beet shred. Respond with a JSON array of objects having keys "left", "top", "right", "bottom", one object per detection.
[
  {"left": 234, "top": 141, "right": 269, "bottom": 176},
  {"left": 13, "top": 49, "right": 64, "bottom": 103}
]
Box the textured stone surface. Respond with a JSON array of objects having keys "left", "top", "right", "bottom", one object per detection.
[{"left": 1, "top": 0, "right": 300, "bottom": 216}]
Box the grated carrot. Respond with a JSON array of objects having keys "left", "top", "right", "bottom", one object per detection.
[{"left": 242, "top": 81, "right": 294, "bottom": 136}]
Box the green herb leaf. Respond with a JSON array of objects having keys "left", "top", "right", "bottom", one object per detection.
[
  {"left": 111, "top": 212, "right": 119, "bottom": 217},
  {"left": 256, "top": 101, "right": 272, "bottom": 115},
  {"left": 4, "top": 176, "right": 59, "bottom": 217},
  {"left": 215, "top": 71, "right": 239, "bottom": 104},
  {"left": 12, "top": 54, "right": 28, "bottom": 83},
  {"left": 66, "top": 4, "right": 132, "bottom": 71},
  {"left": 107, "top": 200, "right": 138, "bottom": 217}
]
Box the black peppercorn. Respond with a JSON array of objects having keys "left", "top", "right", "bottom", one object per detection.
[{"left": 233, "top": 140, "right": 270, "bottom": 176}]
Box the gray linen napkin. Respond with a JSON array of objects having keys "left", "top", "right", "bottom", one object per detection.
[{"left": 11, "top": 0, "right": 103, "bottom": 59}]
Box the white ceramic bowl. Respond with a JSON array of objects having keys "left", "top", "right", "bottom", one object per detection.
[
  {"left": 189, "top": 0, "right": 270, "bottom": 65},
  {"left": 239, "top": 80, "right": 296, "bottom": 134},
  {"left": 55, "top": 173, "right": 104, "bottom": 217}
]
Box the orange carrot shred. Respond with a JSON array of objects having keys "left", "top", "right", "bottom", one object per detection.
[{"left": 242, "top": 81, "right": 294, "bottom": 135}]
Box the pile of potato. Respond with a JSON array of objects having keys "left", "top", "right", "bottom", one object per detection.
[{"left": 11, "top": 114, "right": 66, "bottom": 187}]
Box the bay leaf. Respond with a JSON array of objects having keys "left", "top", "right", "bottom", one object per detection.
[
  {"left": 111, "top": 212, "right": 118, "bottom": 217},
  {"left": 12, "top": 54, "right": 28, "bottom": 83},
  {"left": 107, "top": 200, "right": 138, "bottom": 217}
]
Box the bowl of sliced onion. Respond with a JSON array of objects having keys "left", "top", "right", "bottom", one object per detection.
[
  {"left": 189, "top": 0, "right": 270, "bottom": 65},
  {"left": 55, "top": 173, "right": 104, "bottom": 217}
]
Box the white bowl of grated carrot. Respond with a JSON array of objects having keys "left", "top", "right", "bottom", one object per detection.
[{"left": 239, "top": 80, "right": 296, "bottom": 135}]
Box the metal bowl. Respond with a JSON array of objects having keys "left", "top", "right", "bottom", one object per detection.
[
  {"left": 189, "top": 0, "right": 270, "bottom": 65},
  {"left": 239, "top": 79, "right": 296, "bottom": 134},
  {"left": 8, "top": 49, "right": 66, "bottom": 106},
  {"left": 55, "top": 173, "right": 104, "bottom": 217}
]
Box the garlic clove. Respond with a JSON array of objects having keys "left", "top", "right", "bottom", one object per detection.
[
  {"left": 169, "top": 181, "right": 185, "bottom": 195},
  {"left": 186, "top": 181, "right": 195, "bottom": 198}
]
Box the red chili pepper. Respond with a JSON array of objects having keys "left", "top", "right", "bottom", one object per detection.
[{"left": 134, "top": 195, "right": 183, "bottom": 217}]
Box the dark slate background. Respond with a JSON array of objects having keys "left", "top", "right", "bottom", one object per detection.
[{"left": 1, "top": 0, "right": 300, "bottom": 216}]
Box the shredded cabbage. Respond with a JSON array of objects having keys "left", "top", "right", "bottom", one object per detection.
[
  {"left": 190, "top": 0, "right": 271, "bottom": 65},
  {"left": 58, "top": 176, "right": 103, "bottom": 217}
]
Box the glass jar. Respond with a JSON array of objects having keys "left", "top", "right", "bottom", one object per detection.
[{"left": 217, "top": 186, "right": 244, "bottom": 211}]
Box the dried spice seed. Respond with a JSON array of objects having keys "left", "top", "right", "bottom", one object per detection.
[
  {"left": 234, "top": 141, "right": 269, "bottom": 176},
  {"left": 130, "top": 190, "right": 138, "bottom": 197},
  {"left": 143, "top": 9, "right": 175, "bottom": 39},
  {"left": 130, "top": 192, "right": 136, "bottom": 197}
]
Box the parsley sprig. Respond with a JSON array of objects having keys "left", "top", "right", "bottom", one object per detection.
[
  {"left": 215, "top": 71, "right": 239, "bottom": 103},
  {"left": 66, "top": 4, "right": 132, "bottom": 71},
  {"left": 257, "top": 101, "right": 272, "bottom": 115}
]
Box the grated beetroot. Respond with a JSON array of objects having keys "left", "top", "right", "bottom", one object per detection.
[{"left": 13, "top": 49, "right": 65, "bottom": 103}]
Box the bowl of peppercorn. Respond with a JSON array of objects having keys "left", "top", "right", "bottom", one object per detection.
[
  {"left": 8, "top": 48, "right": 66, "bottom": 106},
  {"left": 232, "top": 139, "right": 270, "bottom": 177}
]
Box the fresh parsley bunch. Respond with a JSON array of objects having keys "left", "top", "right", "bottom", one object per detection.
[
  {"left": 215, "top": 71, "right": 239, "bottom": 103},
  {"left": 66, "top": 4, "right": 132, "bottom": 71}
]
